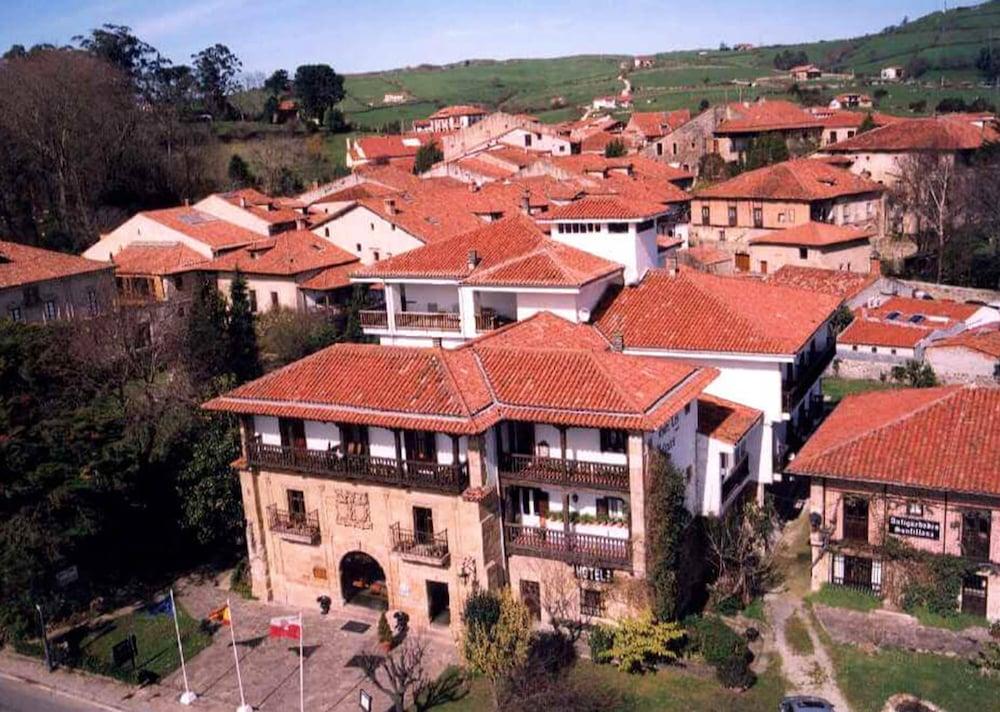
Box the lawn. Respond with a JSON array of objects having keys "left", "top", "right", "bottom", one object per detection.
[
  {"left": 829, "top": 643, "right": 1000, "bottom": 712},
  {"left": 909, "top": 606, "right": 989, "bottom": 632},
  {"left": 435, "top": 657, "right": 787, "bottom": 712},
  {"left": 822, "top": 377, "right": 899, "bottom": 405},
  {"left": 807, "top": 583, "right": 883, "bottom": 613}
]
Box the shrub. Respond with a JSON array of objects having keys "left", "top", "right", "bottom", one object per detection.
[
  {"left": 714, "top": 596, "right": 741, "bottom": 616},
  {"left": 717, "top": 652, "right": 756, "bottom": 689},
  {"left": 686, "top": 615, "right": 755, "bottom": 687},
  {"left": 588, "top": 624, "right": 614, "bottom": 663},
  {"left": 377, "top": 611, "right": 392, "bottom": 644},
  {"left": 598, "top": 613, "right": 685, "bottom": 673},
  {"left": 462, "top": 589, "right": 501, "bottom": 631}
]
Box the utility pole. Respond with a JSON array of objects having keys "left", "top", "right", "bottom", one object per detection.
[{"left": 35, "top": 604, "right": 53, "bottom": 672}]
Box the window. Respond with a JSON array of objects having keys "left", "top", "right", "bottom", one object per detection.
[
  {"left": 752, "top": 207, "right": 763, "bottom": 228},
  {"left": 339, "top": 423, "right": 369, "bottom": 455},
  {"left": 961, "top": 510, "right": 991, "bottom": 560},
  {"left": 727, "top": 206, "right": 737, "bottom": 227},
  {"left": 324, "top": 227, "right": 330, "bottom": 237},
  {"left": 852, "top": 345, "right": 858, "bottom": 351},
  {"left": 608, "top": 223, "right": 629, "bottom": 233},
  {"left": 43, "top": 300, "right": 57, "bottom": 320},
  {"left": 524, "top": 134, "right": 532, "bottom": 147},
  {"left": 671, "top": 143, "right": 678, "bottom": 156},
  {"left": 404, "top": 430, "right": 437, "bottom": 463},
  {"left": 701, "top": 206, "right": 710, "bottom": 224},
  {"left": 871, "top": 346, "right": 877, "bottom": 353},
  {"left": 906, "top": 502, "right": 924, "bottom": 517},
  {"left": 847, "top": 130, "right": 856, "bottom": 138},
  {"left": 9, "top": 307, "right": 22, "bottom": 322},
  {"left": 369, "top": 222, "right": 375, "bottom": 231},
  {"left": 279, "top": 418, "right": 306, "bottom": 448},
  {"left": 799, "top": 247, "right": 808, "bottom": 260},
  {"left": 356, "top": 243, "right": 362, "bottom": 252},
  {"left": 829, "top": 131, "right": 838, "bottom": 144},
  {"left": 580, "top": 588, "right": 605, "bottom": 617},
  {"left": 719, "top": 451, "right": 730, "bottom": 473},
  {"left": 636, "top": 219, "right": 654, "bottom": 232},
  {"left": 684, "top": 402, "right": 691, "bottom": 414},
  {"left": 373, "top": 251, "right": 380, "bottom": 261},
  {"left": 600, "top": 429, "right": 627, "bottom": 454},
  {"left": 890, "top": 348, "right": 897, "bottom": 355},
  {"left": 656, "top": 143, "right": 663, "bottom": 156},
  {"left": 287, "top": 489, "right": 306, "bottom": 522},
  {"left": 249, "top": 290, "right": 258, "bottom": 313},
  {"left": 270, "top": 291, "right": 279, "bottom": 308},
  {"left": 87, "top": 288, "right": 99, "bottom": 315}
]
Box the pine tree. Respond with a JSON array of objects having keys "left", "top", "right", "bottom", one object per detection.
[
  {"left": 227, "top": 270, "right": 261, "bottom": 384},
  {"left": 227, "top": 154, "right": 255, "bottom": 189},
  {"left": 186, "top": 276, "right": 230, "bottom": 386},
  {"left": 341, "top": 285, "right": 368, "bottom": 343}
]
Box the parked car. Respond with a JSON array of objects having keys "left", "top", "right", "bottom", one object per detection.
[{"left": 780, "top": 697, "right": 836, "bottom": 712}]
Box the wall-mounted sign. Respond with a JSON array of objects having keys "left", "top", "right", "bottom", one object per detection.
[
  {"left": 359, "top": 690, "right": 373, "bottom": 712},
  {"left": 56, "top": 565, "right": 79, "bottom": 587},
  {"left": 573, "top": 565, "right": 614, "bottom": 583},
  {"left": 888, "top": 516, "right": 940, "bottom": 541}
]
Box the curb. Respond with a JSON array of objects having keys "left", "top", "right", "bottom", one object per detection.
[{"left": 0, "top": 668, "right": 126, "bottom": 711}]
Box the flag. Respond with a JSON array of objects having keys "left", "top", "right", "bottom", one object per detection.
[
  {"left": 269, "top": 615, "right": 302, "bottom": 641},
  {"left": 208, "top": 603, "right": 231, "bottom": 626},
  {"left": 147, "top": 596, "right": 174, "bottom": 617}
]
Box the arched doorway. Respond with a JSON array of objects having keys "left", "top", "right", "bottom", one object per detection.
[{"left": 339, "top": 551, "right": 388, "bottom": 610}]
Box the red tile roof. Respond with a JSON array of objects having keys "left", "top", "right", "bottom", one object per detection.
[
  {"left": 309, "top": 183, "right": 397, "bottom": 205},
  {"left": 429, "top": 105, "right": 488, "bottom": 119},
  {"left": 204, "top": 312, "right": 718, "bottom": 434},
  {"left": 200, "top": 230, "right": 358, "bottom": 276},
  {"left": 590, "top": 175, "right": 691, "bottom": 206},
  {"left": 766, "top": 265, "right": 878, "bottom": 301},
  {"left": 142, "top": 207, "right": 260, "bottom": 251},
  {"left": 695, "top": 159, "right": 884, "bottom": 201},
  {"left": 539, "top": 197, "right": 667, "bottom": 221},
  {"left": 0, "top": 240, "right": 111, "bottom": 289},
  {"left": 697, "top": 394, "right": 762, "bottom": 444},
  {"left": 716, "top": 100, "right": 822, "bottom": 134},
  {"left": 351, "top": 134, "right": 436, "bottom": 162},
  {"left": 786, "top": 386, "right": 1000, "bottom": 497},
  {"left": 218, "top": 189, "right": 301, "bottom": 225},
  {"left": 456, "top": 157, "right": 517, "bottom": 179},
  {"left": 824, "top": 117, "right": 998, "bottom": 152},
  {"left": 837, "top": 318, "right": 932, "bottom": 348},
  {"left": 298, "top": 262, "right": 359, "bottom": 291},
  {"left": 628, "top": 110, "right": 691, "bottom": 139},
  {"left": 112, "top": 243, "right": 205, "bottom": 276},
  {"left": 927, "top": 324, "right": 1000, "bottom": 358},
  {"left": 595, "top": 267, "right": 841, "bottom": 355},
  {"left": 749, "top": 222, "right": 875, "bottom": 247},
  {"left": 352, "top": 190, "right": 487, "bottom": 244},
  {"left": 868, "top": 296, "right": 979, "bottom": 323},
  {"left": 686, "top": 244, "right": 731, "bottom": 266}
]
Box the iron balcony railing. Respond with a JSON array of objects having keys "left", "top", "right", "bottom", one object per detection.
[
  {"left": 499, "top": 453, "right": 630, "bottom": 492},
  {"left": 390, "top": 523, "right": 449, "bottom": 563},
  {"left": 474, "top": 312, "right": 514, "bottom": 333},
  {"left": 247, "top": 441, "right": 469, "bottom": 493},
  {"left": 720, "top": 452, "right": 752, "bottom": 504},
  {"left": 782, "top": 343, "right": 836, "bottom": 412},
  {"left": 266, "top": 504, "right": 321, "bottom": 544},
  {"left": 504, "top": 523, "right": 632, "bottom": 569}
]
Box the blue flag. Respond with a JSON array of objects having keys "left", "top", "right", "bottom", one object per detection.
[{"left": 147, "top": 596, "right": 174, "bottom": 617}]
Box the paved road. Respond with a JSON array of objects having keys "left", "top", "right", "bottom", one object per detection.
[{"left": 0, "top": 676, "right": 115, "bottom": 712}]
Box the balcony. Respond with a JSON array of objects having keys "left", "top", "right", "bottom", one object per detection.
[
  {"left": 359, "top": 309, "right": 388, "bottom": 328},
  {"left": 720, "top": 453, "right": 752, "bottom": 504},
  {"left": 504, "top": 523, "right": 632, "bottom": 569},
  {"left": 267, "top": 505, "right": 321, "bottom": 544},
  {"left": 396, "top": 311, "right": 461, "bottom": 332},
  {"left": 474, "top": 312, "right": 514, "bottom": 333},
  {"left": 390, "top": 523, "right": 450, "bottom": 566},
  {"left": 499, "top": 454, "right": 630, "bottom": 492},
  {"left": 247, "top": 441, "right": 469, "bottom": 494},
  {"left": 782, "top": 343, "right": 836, "bottom": 412}
]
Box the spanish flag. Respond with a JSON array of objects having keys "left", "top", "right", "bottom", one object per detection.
[{"left": 207, "top": 603, "right": 231, "bottom": 626}]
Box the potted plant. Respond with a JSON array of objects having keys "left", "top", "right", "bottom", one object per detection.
[{"left": 377, "top": 611, "right": 393, "bottom": 652}]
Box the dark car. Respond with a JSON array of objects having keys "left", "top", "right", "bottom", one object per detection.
[{"left": 780, "top": 696, "right": 836, "bottom": 712}]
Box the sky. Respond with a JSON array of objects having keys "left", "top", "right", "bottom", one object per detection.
[{"left": 0, "top": 0, "right": 982, "bottom": 75}]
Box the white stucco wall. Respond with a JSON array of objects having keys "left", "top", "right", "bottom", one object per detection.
[
  {"left": 217, "top": 273, "right": 302, "bottom": 313},
  {"left": 194, "top": 195, "right": 273, "bottom": 236},
  {"left": 83, "top": 214, "right": 217, "bottom": 262},
  {"left": 550, "top": 222, "right": 658, "bottom": 285},
  {"left": 319, "top": 206, "right": 425, "bottom": 265}
]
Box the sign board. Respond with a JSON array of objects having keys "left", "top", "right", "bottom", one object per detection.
[
  {"left": 111, "top": 634, "right": 138, "bottom": 669},
  {"left": 888, "top": 516, "right": 940, "bottom": 541},
  {"left": 56, "top": 565, "right": 79, "bottom": 587},
  {"left": 573, "top": 565, "right": 614, "bottom": 583},
  {"left": 359, "top": 689, "right": 373, "bottom": 712}
]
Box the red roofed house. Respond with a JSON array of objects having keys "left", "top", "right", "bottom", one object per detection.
[
  {"left": 789, "top": 386, "right": 1000, "bottom": 622},
  {"left": 195, "top": 189, "right": 304, "bottom": 236},
  {"left": 203, "top": 311, "right": 720, "bottom": 631},
  {"left": 748, "top": 222, "right": 878, "bottom": 274},
  {"left": 789, "top": 64, "right": 822, "bottom": 81},
  {"left": 422, "top": 105, "right": 489, "bottom": 133},
  {"left": 765, "top": 265, "right": 883, "bottom": 308},
  {"left": 828, "top": 93, "right": 872, "bottom": 111},
  {"left": 690, "top": 158, "right": 886, "bottom": 266},
  {"left": 624, "top": 110, "right": 691, "bottom": 146},
  {"left": 0, "top": 240, "right": 114, "bottom": 323},
  {"left": 345, "top": 133, "right": 439, "bottom": 171},
  {"left": 924, "top": 324, "right": 1000, "bottom": 385}
]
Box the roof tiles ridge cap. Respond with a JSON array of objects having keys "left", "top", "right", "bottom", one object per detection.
[{"left": 433, "top": 350, "right": 480, "bottom": 418}]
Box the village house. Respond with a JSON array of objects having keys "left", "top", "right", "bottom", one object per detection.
[
  {"left": 747, "top": 222, "right": 878, "bottom": 274},
  {"left": 880, "top": 65, "right": 904, "bottom": 81},
  {"left": 633, "top": 55, "right": 655, "bottom": 69},
  {"left": 712, "top": 100, "right": 824, "bottom": 164},
  {"left": 789, "top": 64, "right": 822, "bottom": 81},
  {"left": 419, "top": 105, "right": 489, "bottom": 133},
  {"left": 203, "top": 312, "right": 720, "bottom": 631},
  {"left": 790, "top": 386, "right": 1000, "bottom": 622},
  {"left": 440, "top": 113, "right": 576, "bottom": 163},
  {"left": 194, "top": 189, "right": 303, "bottom": 236},
  {"left": 829, "top": 93, "right": 873, "bottom": 111},
  {"left": 806, "top": 108, "right": 903, "bottom": 147},
  {"left": 690, "top": 158, "right": 886, "bottom": 263},
  {"left": 924, "top": 325, "right": 1000, "bottom": 385},
  {"left": 623, "top": 109, "right": 691, "bottom": 147},
  {"left": 643, "top": 106, "right": 724, "bottom": 174},
  {"left": 764, "top": 264, "right": 884, "bottom": 309},
  {"left": 345, "top": 134, "right": 441, "bottom": 173},
  {"left": 0, "top": 240, "right": 114, "bottom": 323},
  {"left": 383, "top": 92, "right": 409, "bottom": 104}
]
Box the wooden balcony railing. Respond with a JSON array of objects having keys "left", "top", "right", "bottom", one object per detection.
[
  {"left": 390, "top": 523, "right": 449, "bottom": 565},
  {"left": 247, "top": 441, "right": 469, "bottom": 493},
  {"left": 782, "top": 343, "right": 836, "bottom": 412},
  {"left": 359, "top": 309, "right": 388, "bottom": 328},
  {"left": 504, "top": 523, "right": 632, "bottom": 569},
  {"left": 720, "top": 453, "right": 752, "bottom": 504},
  {"left": 395, "top": 311, "right": 461, "bottom": 332},
  {"left": 499, "top": 453, "right": 630, "bottom": 492},
  {"left": 267, "top": 504, "right": 321, "bottom": 544},
  {"left": 474, "top": 313, "right": 513, "bottom": 332}
]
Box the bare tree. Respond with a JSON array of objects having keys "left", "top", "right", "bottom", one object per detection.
[
  {"left": 358, "top": 637, "right": 429, "bottom": 712},
  {"left": 246, "top": 137, "right": 309, "bottom": 195},
  {"left": 705, "top": 499, "right": 779, "bottom": 607}
]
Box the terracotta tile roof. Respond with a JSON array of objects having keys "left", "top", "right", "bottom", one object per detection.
[
  {"left": 352, "top": 190, "right": 486, "bottom": 244},
  {"left": 218, "top": 189, "right": 301, "bottom": 225},
  {"left": 808, "top": 109, "right": 869, "bottom": 128},
  {"left": 786, "top": 386, "right": 1000, "bottom": 497},
  {"left": 837, "top": 318, "right": 933, "bottom": 348},
  {"left": 142, "top": 207, "right": 260, "bottom": 251},
  {"left": 309, "top": 183, "right": 397, "bottom": 205},
  {"left": 868, "top": 296, "right": 979, "bottom": 323},
  {"left": 200, "top": 230, "right": 358, "bottom": 276},
  {"left": 626, "top": 155, "right": 695, "bottom": 183},
  {"left": 354, "top": 215, "right": 621, "bottom": 288},
  {"left": 538, "top": 197, "right": 667, "bottom": 221},
  {"left": 595, "top": 267, "right": 841, "bottom": 355},
  {"left": 112, "top": 243, "right": 205, "bottom": 276},
  {"left": 766, "top": 265, "right": 877, "bottom": 301},
  {"left": 628, "top": 110, "right": 691, "bottom": 139},
  {"left": 298, "top": 262, "right": 359, "bottom": 291},
  {"left": 456, "top": 157, "right": 517, "bottom": 179},
  {"left": 204, "top": 312, "right": 718, "bottom": 433},
  {"left": 0, "top": 240, "right": 111, "bottom": 289},
  {"left": 697, "top": 394, "right": 762, "bottom": 444},
  {"left": 549, "top": 154, "right": 634, "bottom": 175},
  {"left": 749, "top": 222, "right": 875, "bottom": 247},
  {"left": 927, "top": 324, "right": 1000, "bottom": 358},
  {"left": 824, "top": 117, "right": 998, "bottom": 152},
  {"left": 429, "top": 105, "right": 488, "bottom": 119},
  {"left": 469, "top": 311, "right": 610, "bottom": 351},
  {"left": 479, "top": 146, "right": 544, "bottom": 169},
  {"left": 657, "top": 235, "right": 683, "bottom": 251},
  {"left": 354, "top": 164, "right": 427, "bottom": 191},
  {"left": 686, "top": 244, "right": 731, "bottom": 266},
  {"left": 716, "top": 100, "right": 822, "bottom": 134},
  {"left": 695, "top": 158, "right": 884, "bottom": 201},
  {"left": 352, "top": 134, "right": 435, "bottom": 162}
]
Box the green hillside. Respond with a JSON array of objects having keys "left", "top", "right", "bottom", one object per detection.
[{"left": 341, "top": 1, "right": 1000, "bottom": 127}]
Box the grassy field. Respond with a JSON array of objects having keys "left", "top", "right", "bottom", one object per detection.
[
  {"left": 823, "top": 377, "right": 900, "bottom": 404},
  {"left": 807, "top": 583, "right": 883, "bottom": 613},
  {"left": 909, "top": 605, "right": 990, "bottom": 632},
  {"left": 829, "top": 642, "right": 1000, "bottom": 712},
  {"left": 435, "top": 657, "right": 787, "bottom": 712}
]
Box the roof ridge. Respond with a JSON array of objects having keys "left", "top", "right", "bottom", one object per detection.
[
  {"left": 683, "top": 272, "right": 784, "bottom": 351},
  {"left": 434, "top": 350, "right": 478, "bottom": 418}
]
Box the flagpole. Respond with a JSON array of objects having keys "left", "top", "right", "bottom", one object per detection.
[
  {"left": 298, "top": 613, "right": 304, "bottom": 712},
  {"left": 170, "top": 589, "right": 197, "bottom": 705},
  {"left": 229, "top": 598, "right": 252, "bottom": 712}
]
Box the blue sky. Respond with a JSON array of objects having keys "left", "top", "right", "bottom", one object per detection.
[{"left": 0, "top": 0, "right": 979, "bottom": 74}]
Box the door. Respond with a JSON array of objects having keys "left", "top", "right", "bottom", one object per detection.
[
  {"left": 279, "top": 418, "right": 306, "bottom": 449},
  {"left": 426, "top": 581, "right": 451, "bottom": 626},
  {"left": 760, "top": 260, "right": 768, "bottom": 275},
  {"left": 287, "top": 489, "right": 306, "bottom": 523},
  {"left": 843, "top": 496, "right": 869, "bottom": 542},
  {"left": 520, "top": 580, "right": 541, "bottom": 621},
  {"left": 735, "top": 253, "right": 750, "bottom": 272},
  {"left": 404, "top": 430, "right": 437, "bottom": 462},
  {"left": 506, "top": 421, "right": 535, "bottom": 456},
  {"left": 413, "top": 506, "right": 434, "bottom": 545},
  {"left": 535, "top": 489, "right": 550, "bottom": 525},
  {"left": 339, "top": 423, "right": 369, "bottom": 456},
  {"left": 961, "top": 573, "right": 988, "bottom": 618}
]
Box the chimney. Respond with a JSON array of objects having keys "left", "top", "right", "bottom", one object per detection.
[
  {"left": 295, "top": 217, "right": 307, "bottom": 230},
  {"left": 869, "top": 251, "right": 882, "bottom": 276},
  {"left": 183, "top": 197, "right": 190, "bottom": 207},
  {"left": 239, "top": 196, "right": 247, "bottom": 208},
  {"left": 668, "top": 255, "right": 679, "bottom": 277},
  {"left": 467, "top": 249, "right": 480, "bottom": 270},
  {"left": 610, "top": 330, "right": 625, "bottom": 352},
  {"left": 520, "top": 189, "right": 531, "bottom": 215},
  {"left": 384, "top": 198, "right": 397, "bottom": 216}
]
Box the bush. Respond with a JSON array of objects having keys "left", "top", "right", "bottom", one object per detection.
[
  {"left": 686, "top": 615, "right": 755, "bottom": 687},
  {"left": 717, "top": 652, "right": 756, "bottom": 689},
  {"left": 588, "top": 624, "right": 615, "bottom": 663},
  {"left": 462, "top": 589, "right": 501, "bottom": 631},
  {"left": 714, "top": 596, "right": 741, "bottom": 616},
  {"left": 597, "top": 613, "right": 685, "bottom": 673},
  {"left": 377, "top": 611, "right": 392, "bottom": 644}
]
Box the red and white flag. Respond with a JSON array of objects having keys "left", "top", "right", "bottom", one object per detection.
[{"left": 269, "top": 615, "right": 302, "bottom": 640}]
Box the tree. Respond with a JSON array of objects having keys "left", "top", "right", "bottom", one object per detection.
[
  {"left": 256, "top": 307, "right": 338, "bottom": 369},
  {"left": 905, "top": 55, "right": 930, "bottom": 79},
  {"left": 698, "top": 153, "right": 729, "bottom": 183},
  {"left": 324, "top": 107, "right": 348, "bottom": 133},
  {"left": 644, "top": 450, "right": 689, "bottom": 621},
  {"left": 830, "top": 304, "right": 854, "bottom": 334},
  {"left": 359, "top": 638, "right": 430, "bottom": 712},
  {"left": 227, "top": 271, "right": 261, "bottom": 384},
  {"left": 699, "top": 98, "right": 710, "bottom": 113},
  {"left": 264, "top": 69, "right": 289, "bottom": 96},
  {"left": 743, "top": 132, "right": 789, "bottom": 171},
  {"left": 936, "top": 97, "right": 969, "bottom": 113},
  {"left": 175, "top": 414, "right": 242, "bottom": 549},
  {"left": 595, "top": 613, "right": 684, "bottom": 673},
  {"left": 705, "top": 499, "right": 778, "bottom": 607},
  {"left": 976, "top": 46, "right": 1000, "bottom": 82},
  {"left": 604, "top": 139, "right": 627, "bottom": 158},
  {"left": 185, "top": 277, "right": 230, "bottom": 385},
  {"left": 773, "top": 49, "right": 808, "bottom": 71},
  {"left": 75, "top": 24, "right": 165, "bottom": 100},
  {"left": 461, "top": 589, "right": 532, "bottom": 709},
  {"left": 890, "top": 360, "right": 938, "bottom": 388},
  {"left": 873, "top": 88, "right": 889, "bottom": 104},
  {"left": 858, "top": 112, "right": 877, "bottom": 134},
  {"left": 413, "top": 141, "right": 444, "bottom": 174},
  {"left": 293, "top": 64, "right": 345, "bottom": 121},
  {"left": 228, "top": 154, "right": 256, "bottom": 189},
  {"left": 908, "top": 99, "right": 928, "bottom": 114},
  {"left": 192, "top": 44, "right": 242, "bottom": 117}
]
